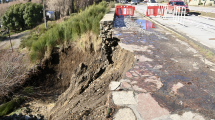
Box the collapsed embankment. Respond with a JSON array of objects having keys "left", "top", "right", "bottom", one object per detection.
[
  {"left": 0, "top": 5, "right": 136, "bottom": 120},
  {"left": 0, "top": 36, "right": 135, "bottom": 120}
]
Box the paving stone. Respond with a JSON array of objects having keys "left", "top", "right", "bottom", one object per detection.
[
  {"left": 121, "top": 81, "right": 131, "bottom": 89},
  {"left": 145, "top": 76, "right": 163, "bottom": 90},
  {"left": 113, "top": 108, "right": 136, "bottom": 120},
  {"left": 119, "top": 79, "right": 131, "bottom": 83},
  {"left": 109, "top": 81, "right": 121, "bottom": 90},
  {"left": 130, "top": 71, "right": 139, "bottom": 77},
  {"left": 131, "top": 81, "right": 138, "bottom": 84},
  {"left": 112, "top": 91, "right": 137, "bottom": 105},
  {"left": 132, "top": 85, "right": 147, "bottom": 92},
  {"left": 169, "top": 111, "right": 205, "bottom": 120},
  {"left": 137, "top": 93, "right": 170, "bottom": 120},
  {"left": 126, "top": 72, "right": 133, "bottom": 78}
]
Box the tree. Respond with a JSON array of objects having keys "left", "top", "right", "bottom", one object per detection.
[
  {"left": 1, "top": 2, "right": 43, "bottom": 30},
  {"left": 2, "top": 0, "right": 7, "bottom": 3},
  {"left": 23, "top": 3, "right": 43, "bottom": 27},
  {"left": 1, "top": 5, "right": 17, "bottom": 30}
]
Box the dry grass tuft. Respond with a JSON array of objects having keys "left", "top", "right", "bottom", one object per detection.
[
  {"left": 0, "top": 50, "right": 30, "bottom": 97},
  {"left": 77, "top": 31, "right": 101, "bottom": 52}
]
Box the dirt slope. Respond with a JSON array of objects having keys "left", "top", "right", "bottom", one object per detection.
[
  {"left": 48, "top": 38, "right": 135, "bottom": 120},
  {"left": 0, "top": 37, "right": 135, "bottom": 120}
]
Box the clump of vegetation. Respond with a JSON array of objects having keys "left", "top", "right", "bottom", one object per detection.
[
  {"left": 1, "top": 2, "right": 43, "bottom": 31},
  {"left": 23, "top": 86, "right": 34, "bottom": 94},
  {"left": 110, "top": 1, "right": 115, "bottom": 8},
  {"left": 20, "top": 21, "right": 56, "bottom": 49},
  {"left": 0, "top": 97, "right": 25, "bottom": 117},
  {"left": 21, "top": 2, "right": 110, "bottom": 63}
]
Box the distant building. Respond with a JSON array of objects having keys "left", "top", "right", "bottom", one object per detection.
[{"left": 189, "top": 0, "right": 214, "bottom": 6}]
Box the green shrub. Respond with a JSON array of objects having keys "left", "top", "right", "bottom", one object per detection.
[
  {"left": 1, "top": 3, "right": 43, "bottom": 30},
  {"left": 0, "top": 97, "right": 25, "bottom": 117}
]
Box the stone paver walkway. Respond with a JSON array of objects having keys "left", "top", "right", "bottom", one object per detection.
[{"left": 106, "top": 11, "right": 215, "bottom": 120}]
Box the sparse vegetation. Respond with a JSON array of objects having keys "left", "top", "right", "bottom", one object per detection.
[
  {"left": 21, "top": 2, "right": 110, "bottom": 63},
  {"left": 23, "top": 86, "right": 34, "bottom": 94},
  {"left": 0, "top": 50, "right": 31, "bottom": 96},
  {"left": 0, "top": 97, "right": 25, "bottom": 117}
]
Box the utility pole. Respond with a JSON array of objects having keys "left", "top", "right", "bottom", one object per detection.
[
  {"left": 43, "top": 0, "right": 47, "bottom": 28},
  {"left": 6, "top": 27, "right": 13, "bottom": 52}
]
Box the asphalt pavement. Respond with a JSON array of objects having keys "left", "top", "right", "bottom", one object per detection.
[{"left": 133, "top": 4, "right": 215, "bottom": 53}]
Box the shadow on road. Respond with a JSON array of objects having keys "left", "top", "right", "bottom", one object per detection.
[{"left": 189, "top": 12, "right": 201, "bottom": 16}]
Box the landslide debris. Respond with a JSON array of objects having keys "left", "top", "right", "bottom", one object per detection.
[{"left": 0, "top": 37, "right": 135, "bottom": 120}]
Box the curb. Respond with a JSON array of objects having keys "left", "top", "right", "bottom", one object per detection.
[
  {"left": 198, "top": 15, "right": 215, "bottom": 20},
  {"left": 135, "top": 10, "right": 215, "bottom": 57}
]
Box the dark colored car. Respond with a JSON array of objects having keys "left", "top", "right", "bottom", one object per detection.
[{"left": 131, "top": 0, "right": 138, "bottom": 5}]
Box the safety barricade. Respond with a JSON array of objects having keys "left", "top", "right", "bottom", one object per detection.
[
  {"left": 146, "top": 6, "right": 159, "bottom": 17},
  {"left": 158, "top": 5, "right": 168, "bottom": 19},
  {"left": 115, "top": 5, "right": 135, "bottom": 16},
  {"left": 146, "top": 5, "right": 167, "bottom": 18},
  {"left": 173, "top": 6, "right": 186, "bottom": 26}
]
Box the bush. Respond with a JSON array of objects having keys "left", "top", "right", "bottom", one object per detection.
[
  {"left": 1, "top": 2, "right": 43, "bottom": 30},
  {"left": 110, "top": 1, "right": 115, "bottom": 8}
]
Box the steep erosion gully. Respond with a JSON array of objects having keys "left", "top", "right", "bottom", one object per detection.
[{"left": 1, "top": 38, "right": 135, "bottom": 119}]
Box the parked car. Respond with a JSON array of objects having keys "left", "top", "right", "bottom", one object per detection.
[
  {"left": 131, "top": 0, "right": 138, "bottom": 5},
  {"left": 122, "top": 0, "right": 128, "bottom": 3},
  {"left": 147, "top": 0, "right": 158, "bottom": 6},
  {"left": 167, "top": 0, "right": 189, "bottom": 15}
]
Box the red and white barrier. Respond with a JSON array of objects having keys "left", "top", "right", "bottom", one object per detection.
[
  {"left": 158, "top": 5, "right": 168, "bottom": 19},
  {"left": 115, "top": 5, "right": 135, "bottom": 16},
  {"left": 146, "top": 4, "right": 167, "bottom": 18}
]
